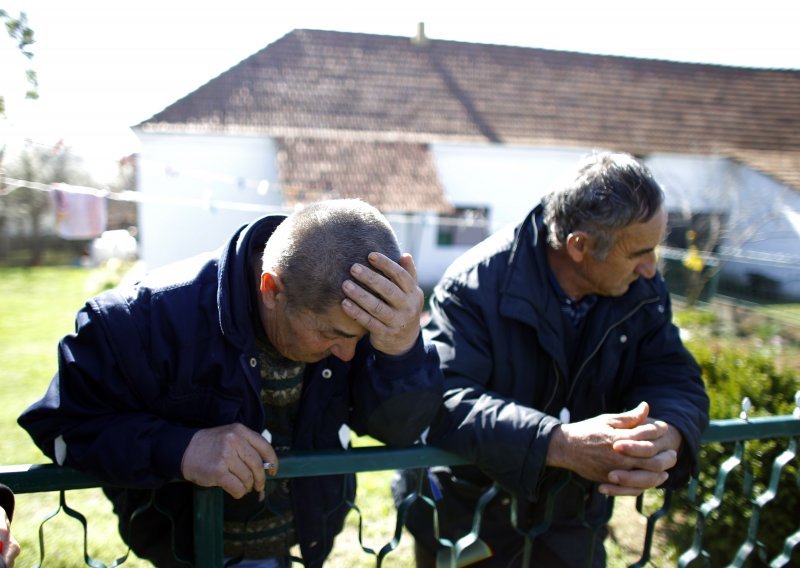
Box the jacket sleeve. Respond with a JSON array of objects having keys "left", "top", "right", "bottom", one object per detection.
[
  {"left": 424, "top": 282, "right": 561, "bottom": 500},
  {"left": 349, "top": 334, "right": 444, "bottom": 447},
  {"left": 17, "top": 293, "right": 198, "bottom": 488},
  {"left": 620, "top": 284, "right": 710, "bottom": 486}
]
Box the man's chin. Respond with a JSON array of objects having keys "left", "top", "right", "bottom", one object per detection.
[
  {"left": 610, "top": 283, "right": 633, "bottom": 297},
  {"left": 300, "top": 352, "right": 330, "bottom": 364}
]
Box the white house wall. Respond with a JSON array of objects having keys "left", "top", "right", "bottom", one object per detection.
[
  {"left": 397, "top": 144, "right": 586, "bottom": 290},
  {"left": 717, "top": 166, "right": 800, "bottom": 298},
  {"left": 646, "top": 155, "right": 735, "bottom": 213},
  {"left": 135, "top": 131, "right": 282, "bottom": 269},
  {"left": 644, "top": 155, "right": 800, "bottom": 298},
  {"left": 430, "top": 144, "right": 588, "bottom": 233}
]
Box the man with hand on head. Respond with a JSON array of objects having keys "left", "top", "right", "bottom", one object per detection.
[
  {"left": 395, "top": 151, "right": 709, "bottom": 567},
  {"left": 19, "top": 199, "right": 443, "bottom": 567}
]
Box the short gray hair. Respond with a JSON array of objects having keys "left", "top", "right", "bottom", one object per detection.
[
  {"left": 262, "top": 199, "right": 401, "bottom": 313},
  {"left": 543, "top": 151, "right": 665, "bottom": 259}
]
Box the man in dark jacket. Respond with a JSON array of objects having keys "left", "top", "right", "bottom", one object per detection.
[
  {"left": 395, "top": 152, "right": 710, "bottom": 567},
  {"left": 19, "top": 199, "right": 443, "bottom": 567}
]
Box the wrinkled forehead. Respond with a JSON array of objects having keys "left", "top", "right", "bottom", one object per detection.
[
  {"left": 289, "top": 303, "right": 367, "bottom": 338},
  {"left": 613, "top": 206, "right": 668, "bottom": 251}
]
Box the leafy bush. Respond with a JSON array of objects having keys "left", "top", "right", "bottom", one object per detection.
[
  {"left": 673, "top": 308, "right": 719, "bottom": 330},
  {"left": 667, "top": 339, "right": 800, "bottom": 566}
]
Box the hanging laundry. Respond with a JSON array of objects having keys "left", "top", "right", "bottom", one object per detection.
[{"left": 51, "top": 184, "right": 108, "bottom": 240}]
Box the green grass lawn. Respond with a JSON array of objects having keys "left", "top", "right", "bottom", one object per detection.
[
  {"left": 756, "top": 302, "right": 800, "bottom": 326},
  {"left": 328, "top": 449, "right": 415, "bottom": 568},
  {"left": 1, "top": 266, "right": 154, "bottom": 567},
  {"left": 1, "top": 267, "right": 91, "bottom": 464}
]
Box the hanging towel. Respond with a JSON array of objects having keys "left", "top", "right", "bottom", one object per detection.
[{"left": 52, "top": 184, "right": 108, "bottom": 240}]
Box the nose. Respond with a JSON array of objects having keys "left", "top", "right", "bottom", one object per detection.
[
  {"left": 329, "top": 340, "right": 357, "bottom": 362},
  {"left": 636, "top": 252, "right": 658, "bottom": 280}
]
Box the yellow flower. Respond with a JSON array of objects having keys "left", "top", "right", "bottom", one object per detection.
[{"left": 683, "top": 245, "right": 704, "bottom": 272}]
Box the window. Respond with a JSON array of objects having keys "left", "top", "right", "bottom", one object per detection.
[{"left": 437, "top": 206, "right": 489, "bottom": 246}]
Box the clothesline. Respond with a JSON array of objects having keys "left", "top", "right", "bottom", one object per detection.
[
  {"left": 0, "top": 177, "right": 284, "bottom": 215},
  {"left": 0, "top": 177, "right": 490, "bottom": 228},
  {"left": 1, "top": 177, "right": 111, "bottom": 198}
]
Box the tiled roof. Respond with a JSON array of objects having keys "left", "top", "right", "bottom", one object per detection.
[
  {"left": 139, "top": 28, "right": 800, "bottom": 193},
  {"left": 276, "top": 137, "right": 450, "bottom": 212},
  {"left": 731, "top": 150, "right": 800, "bottom": 192}
]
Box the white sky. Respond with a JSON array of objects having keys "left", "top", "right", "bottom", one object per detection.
[{"left": 1, "top": 0, "right": 799, "bottom": 180}]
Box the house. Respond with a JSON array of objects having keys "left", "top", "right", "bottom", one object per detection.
[{"left": 133, "top": 27, "right": 800, "bottom": 296}]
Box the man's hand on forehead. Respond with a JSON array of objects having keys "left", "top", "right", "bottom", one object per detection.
[{"left": 340, "top": 252, "right": 423, "bottom": 356}]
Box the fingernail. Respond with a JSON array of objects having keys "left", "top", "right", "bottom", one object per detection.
[
  {"left": 351, "top": 263, "right": 363, "bottom": 275},
  {"left": 258, "top": 489, "right": 265, "bottom": 502}
]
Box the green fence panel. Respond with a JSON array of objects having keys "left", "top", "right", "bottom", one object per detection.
[{"left": 1, "top": 410, "right": 798, "bottom": 567}]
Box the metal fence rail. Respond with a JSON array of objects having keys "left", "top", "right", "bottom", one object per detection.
[{"left": 1, "top": 411, "right": 798, "bottom": 567}]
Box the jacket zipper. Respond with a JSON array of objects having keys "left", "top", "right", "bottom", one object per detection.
[
  {"left": 544, "top": 360, "right": 561, "bottom": 414},
  {"left": 565, "top": 296, "right": 661, "bottom": 403}
]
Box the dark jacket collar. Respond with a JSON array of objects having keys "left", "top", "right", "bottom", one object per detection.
[
  {"left": 217, "top": 214, "right": 287, "bottom": 350},
  {"left": 500, "top": 204, "right": 560, "bottom": 327},
  {"left": 499, "top": 204, "right": 661, "bottom": 363}
]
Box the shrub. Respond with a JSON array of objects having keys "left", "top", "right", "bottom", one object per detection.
[
  {"left": 667, "top": 339, "right": 800, "bottom": 566},
  {"left": 673, "top": 308, "right": 719, "bottom": 330}
]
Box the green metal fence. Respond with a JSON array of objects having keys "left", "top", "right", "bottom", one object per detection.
[{"left": 1, "top": 404, "right": 798, "bottom": 567}]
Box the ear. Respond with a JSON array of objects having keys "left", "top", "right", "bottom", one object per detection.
[
  {"left": 260, "top": 271, "right": 284, "bottom": 308},
  {"left": 565, "top": 231, "right": 591, "bottom": 262}
]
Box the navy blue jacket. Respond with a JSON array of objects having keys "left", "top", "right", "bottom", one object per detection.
[
  {"left": 400, "top": 204, "right": 709, "bottom": 564},
  {"left": 19, "top": 214, "right": 443, "bottom": 566}
]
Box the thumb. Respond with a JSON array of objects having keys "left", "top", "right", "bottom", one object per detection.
[{"left": 607, "top": 401, "right": 649, "bottom": 429}]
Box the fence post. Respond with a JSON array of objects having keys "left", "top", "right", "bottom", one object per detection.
[{"left": 193, "top": 486, "right": 224, "bottom": 567}]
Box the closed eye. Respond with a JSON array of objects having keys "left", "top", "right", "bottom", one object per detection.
[
  {"left": 321, "top": 329, "right": 359, "bottom": 340},
  {"left": 631, "top": 248, "right": 655, "bottom": 259}
]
